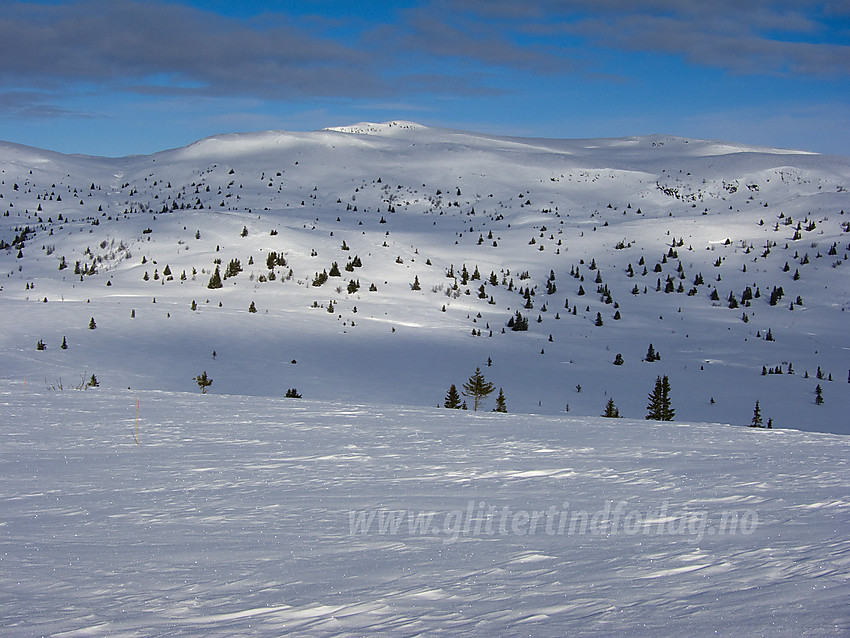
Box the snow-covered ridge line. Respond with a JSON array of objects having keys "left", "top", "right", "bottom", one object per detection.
[{"left": 0, "top": 120, "right": 830, "bottom": 163}]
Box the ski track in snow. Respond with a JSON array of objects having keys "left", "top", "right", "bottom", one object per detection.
[{"left": 1, "top": 384, "right": 848, "bottom": 636}]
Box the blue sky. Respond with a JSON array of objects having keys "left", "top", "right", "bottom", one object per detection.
[{"left": 1, "top": 0, "right": 848, "bottom": 156}]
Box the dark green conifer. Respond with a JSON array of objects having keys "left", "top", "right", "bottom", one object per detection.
[
  {"left": 646, "top": 375, "right": 674, "bottom": 421},
  {"left": 462, "top": 367, "right": 495, "bottom": 411},
  {"left": 750, "top": 400, "right": 763, "bottom": 427},
  {"left": 207, "top": 266, "right": 223, "bottom": 289},
  {"left": 444, "top": 384, "right": 462, "bottom": 409},
  {"left": 195, "top": 371, "right": 212, "bottom": 394},
  {"left": 602, "top": 398, "right": 620, "bottom": 418},
  {"left": 493, "top": 388, "right": 507, "bottom": 413}
]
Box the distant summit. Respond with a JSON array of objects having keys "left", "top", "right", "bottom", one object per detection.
[{"left": 323, "top": 121, "right": 427, "bottom": 135}]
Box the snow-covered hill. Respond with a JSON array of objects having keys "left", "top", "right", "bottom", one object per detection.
[
  {"left": 1, "top": 122, "right": 848, "bottom": 433},
  {"left": 1, "top": 385, "right": 848, "bottom": 636},
  {"left": 1, "top": 124, "right": 849, "bottom": 636}
]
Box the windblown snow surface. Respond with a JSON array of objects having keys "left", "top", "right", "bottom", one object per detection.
[
  {"left": 1, "top": 122, "right": 849, "bottom": 635},
  {"left": 1, "top": 385, "right": 848, "bottom": 636}
]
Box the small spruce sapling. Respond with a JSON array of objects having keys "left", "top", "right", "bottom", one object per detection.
[
  {"left": 444, "top": 384, "right": 462, "bottom": 409},
  {"left": 645, "top": 343, "right": 659, "bottom": 361},
  {"left": 602, "top": 398, "right": 620, "bottom": 418},
  {"left": 195, "top": 371, "right": 213, "bottom": 394},
  {"left": 207, "top": 266, "right": 223, "bottom": 289},
  {"left": 493, "top": 388, "right": 507, "bottom": 413},
  {"left": 750, "top": 400, "right": 763, "bottom": 427}
]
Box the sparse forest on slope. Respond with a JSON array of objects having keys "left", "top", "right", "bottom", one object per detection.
[{"left": 0, "top": 122, "right": 848, "bottom": 432}]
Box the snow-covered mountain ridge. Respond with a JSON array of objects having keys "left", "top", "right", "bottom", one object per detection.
[{"left": 1, "top": 122, "right": 848, "bottom": 432}]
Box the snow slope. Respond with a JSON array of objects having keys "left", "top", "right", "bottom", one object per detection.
[
  {"left": 0, "top": 122, "right": 848, "bottom": 433},
  {"left": 1, "top": 124, "right": 849, "bottom": 635},
  {"left": 1, "top": 384, "right": 848, "bottom": 636}
]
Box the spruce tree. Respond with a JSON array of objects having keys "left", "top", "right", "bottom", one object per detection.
[
  {"left": 508, "top": 310, "right": 528, "bottom": 331},
  {"left": 444, "top": 384, "right": 462, "bottom": 409},
  {"left": 195, "top": 371, "right": 213, "bottom": 394},
  {"left": 645, "top": 343, "right": 658, "bottom": 361},
  {"left": 89, "top": 317, "right": 97, "bottom": 330},
  {"left": 602, "top": 398, "right": 620, "bottom": 418},
  {"left": 207, "top": 265, "right": 223, "bottom": 289},
  {"left": 750, "top": 400, "right": 763, "bottom": 427},
  {"left": 646, "top": 376, "right": 663, "bottom": 419},
  {"left": 493, "top": 388, "right": 507, "bottom": 413},
  {"left": 646, "top": 375, "right": 674, "bottom": 421},
  {"left": 659, "top": 375, "right": 674, "bottom": 420},
  {"left": 224, "top": 258, "right": 242, "bottom": 278},
  {"left": 462, "top": 367, "right": 495, "bottom": 411},
  {"left": 815, "top": 384, "right": 824, "bottom": 405}
]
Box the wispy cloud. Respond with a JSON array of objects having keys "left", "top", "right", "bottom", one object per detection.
[
  {"left": 0, "top": 0, "right": 383, "bottom": 99},
  {"left": 1, "top": 0, "right": 845, "bottom": 114},
  {"left": 0, "top": 0, "right": 846, "bottom": 156},
  {"left": 561, "top": 7, "right": 850, "bottom": 76},
  {"left": 406, "top": 0, "right": 850, "bottom": 77},
  {"left": 0, "top": 90, "right": 92, "bottom": 119}
]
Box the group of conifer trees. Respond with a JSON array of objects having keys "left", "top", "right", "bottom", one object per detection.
[
  {"left": 600, "top": 374, "right": 674, "bottom": 420},
  {"left": 444, "top": 367, "right": 507, "bottom": 412},
  {"left": 443, "top": 369, "right": 677, "bottom": 419}
]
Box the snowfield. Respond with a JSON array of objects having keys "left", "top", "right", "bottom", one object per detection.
[
  {"left": 1, "top": 122, "right": 849, "bottom": 635},
  {"left": 1, "top": 384, "right": 848, "bottom": 636},
  {"left": 1, "top": 122, "right": 848, "bottom": 433},
  {"left": 2, "top": 122, "right": 850, "bottom": 432}
]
